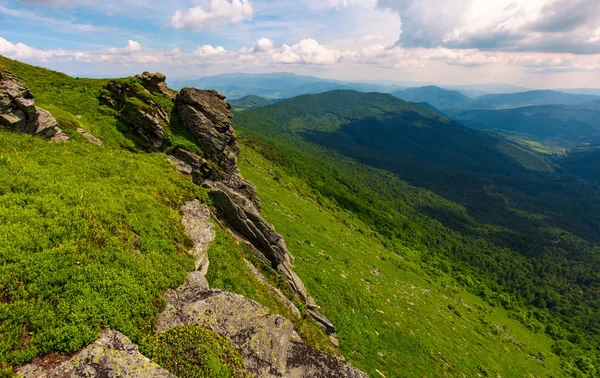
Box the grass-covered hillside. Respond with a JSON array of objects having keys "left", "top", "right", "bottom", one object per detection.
[
  {"left": 0, "top": 56, "right": 333, "bottom": 376},
  {"left": 233, "top": 91, "right": 600, "bottom": 377}
]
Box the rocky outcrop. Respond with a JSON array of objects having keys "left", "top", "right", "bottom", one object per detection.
[
  {"left": 0, "top": 68, "right": 68, "bottom": 142},
  {"left": 156, "top": 272, "right": 367, "bottom": 378},
  {"left": 17, "top": 330, "right": 175, "bottom": 378},
  {"left": 172, "top": 86, "right": 337, "bottom": 335},
  {"left": 176, "top": 88, "right": 239, "bottom": 174},
  {"left": 181, "top": 200, "right": 214, "bottom": 274},
  {"left": 100, "top": 79, "right": 170, "bottom": 151},
  {"left": 135, "top": 72, "right": 174, "bottom": 99}
]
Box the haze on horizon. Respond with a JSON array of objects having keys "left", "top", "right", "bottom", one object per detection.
[{"left": 0, "top": 0, "right": 599, "bottom": 89}]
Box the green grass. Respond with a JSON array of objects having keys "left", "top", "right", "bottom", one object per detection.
[
  {"left": 0, "top": 130, "right": 205, "bottom": 366},
  {"left": 0, "top": 55, "right": 334, "bottom": 374},
  {"left": 206, "top": 225, "right": 338, "bottom": 356},
  {"left": 238, "top": 143, "right": 566, "bottom": 377}
]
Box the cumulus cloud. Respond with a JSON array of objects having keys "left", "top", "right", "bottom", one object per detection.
[
  {"left": 254, "top": 37, "right": 275, "bottom": 53},
  {"left": 376, "top": 0, "right": 600, "bottom": 54},
  {"left": 1, "top": 35, "right": 597, "bottom": 78},
  {"left": 170, "top": 0, "right": 254, "bottom": 30},
  {"left": 193, "top": 44, "right": 227, "bottom": 56},
  {"left": 271, "top": 39, "right": 343, "bottom": 65}
]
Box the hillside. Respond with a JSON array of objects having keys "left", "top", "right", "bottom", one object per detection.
[
  {"left": 447, "top": 104, "right": 600, "bottom": 144},
  {"left": 391, "top": 85, "right": 471, "bottom": 110},
  {"left": 233, "top": 90, "right": 600, "bottom": 377},
  {"left": 558, "top": 146, "right": 600, "bottom": 183},
  {"left": 0, "top": 56, "right": 365, "bottom": 377},
  {"left": 228, "top": 95, "right": 274, "bottom": 110}
]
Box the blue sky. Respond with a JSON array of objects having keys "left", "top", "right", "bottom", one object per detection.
[{"left": 1, "top": 0, "right": 599, "bottom": 88}]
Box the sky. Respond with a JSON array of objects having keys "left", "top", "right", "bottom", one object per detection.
[{"left": 0, "top": 0, "right": 599, "bottom": 88}]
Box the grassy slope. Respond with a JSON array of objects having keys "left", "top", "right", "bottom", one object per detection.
[
  {"left": 0, "top": 56, "right": 332, "bottom": 374},
  {"left": 238, "top": 144, "right": 564, "bottom": 377}
]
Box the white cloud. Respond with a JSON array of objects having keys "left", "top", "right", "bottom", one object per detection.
[
  {"left": 361, "top": 34, "right": 384, "bottom": 42},
  {"left": 170, "top": 0, "right": 254, "bottom": 30},
  {"left": 271, "top": 39, "right": 343, "bottom": 65},
  {"left": 376, "top": 0, "right": 600, "bottom": 54},
  {"left": 193, "top": 45, "right": 228, "bottom": 56},
  {"left": 254, "top": 37, "right": 275, "bottom": 52}
]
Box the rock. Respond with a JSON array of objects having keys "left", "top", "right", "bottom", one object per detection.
[
  {"left": 244, "top": 258, "right": 302, "bottom": 318},
  {"left": 286, "top": 342, "right": 368, "bottom": 378},
  {"left": 135, "top": 72, "right": 174, "bottom": 99},
  {"left": 100, "top": 80, "right": 168, "bottom": 151},
  {"left": 176, "top": 88, "right": 239, "bottom": 174},
  {"left": 77, "top": 127, "right": 103, "bottom": 146},
  {"left": 181, "top": 200, "right": 215, "bottom": 274},
  {"left": 204, "top": 180, "right": 315, "bottom": 303},
  {"left": 0, "top": 68, "right": 68, "bottom": 142},
  {"left": 306, "top": 308, "right": 337, "bottom": 335},
  {"left": 156, "top": 273, "right": 365, "bottom": 378},
  {"left": 17, "top": 330, "right": 175, "bottom": 378},
  {"left": 167, "top": 148, "right": 212, "bottom": 184},
  {"left": 166, "top": 154, "right": 193, "bottom": 176},
  {"left": 156, "top": 275, "right": 293, "bottom": 377}
]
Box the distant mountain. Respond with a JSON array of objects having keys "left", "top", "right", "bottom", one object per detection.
[
  {"left": 447, "top": 103, "right": 600, "bottom": 143},
  {"left": 391, "top": 86, "right": 471, "bottom": 110},
  {"left": 168, "top": 72, "right": 394, "bottom": 100},
  {"left": 468, "top": 90, "right": 598, "bottom": 110},
  {"left": 447, "top": 83, "right": 530, "bottom": 95},
  {"left": 234, "top": 90, "right": 556, "bottom": 179},
  {"left": 556, "top": 88, "right": 600, "bottom": 96},
  {"left": 229, "top": 95, "right": 274, "bottom": 110}
]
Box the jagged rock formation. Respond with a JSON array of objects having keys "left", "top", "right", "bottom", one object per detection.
[
  {"left": 100, "top": 78, "right": 170, "bottom": 151},
  {"left": 17, "top": 330, "right": 175, "bottom": 378},
  {"left": 156, "top": 272, "right": 367, "bottom": 378},
  {"left": 0, "top": 68, "right": 68, "bottom": 142},
  {"left": 172, "top": 88, "right": 338, "bottom": 335},
  {"left": 135, "top": 72, "right": 174, "bottom": 99},
  {"left": 181, "top": 200, "right": 214, "bottom": 274}
]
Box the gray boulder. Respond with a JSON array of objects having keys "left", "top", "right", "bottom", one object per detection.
[
  {"left": 17, "top": 330, "right": 175, "bottom": 378},
  {"left": 156, "top": 272, "right": 366, "bottom": 378},
  {"left": 0, "top": 68, "right": 68, "bottom": 142},
  {"left": 181, "top": 200, "right": 214, "bottom": 274}
]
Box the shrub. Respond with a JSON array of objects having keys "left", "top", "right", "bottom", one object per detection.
[{"left": 143, "top": 325, "right": 249, "bottom": 378}]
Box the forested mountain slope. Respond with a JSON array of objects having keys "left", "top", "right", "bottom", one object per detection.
[{"left": 233, "top": 90, "right": 600, "bottom": 377}]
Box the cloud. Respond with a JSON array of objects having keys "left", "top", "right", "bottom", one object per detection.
[
  {"left": 254, "top": 37, "right": 274, "bottom": 52},
  {"left": 170, "top": 0, "right": 254, "bottom": 30},
  {"left": 193, "top": 44, "right": 228, "bottom": 56},
  {"left": 0, "top": 4, "right": 116, "bottom": 33},
  {"left": 329, "top": 0, "right": 352, "bottom": 9},
  {"left": 376, "top": 0, "right": 600, "bottom": 54},
  {"left": 509, "top": 53, "right": 600, "bottom": 73},
  {"left": 271, "top": 39, "right": 343, "bottom": 65}
]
